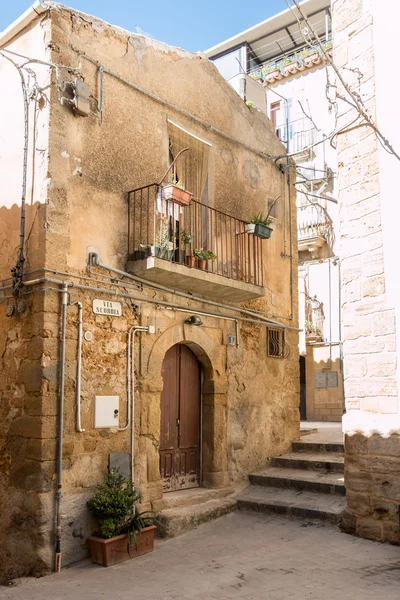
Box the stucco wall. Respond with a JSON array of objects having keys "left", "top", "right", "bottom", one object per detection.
[
  {"left": 0, "top": 15, "right": 52, "bottom": 582},
  {"left": 0, "top": 4, "right": 299, "bottom": 580}
]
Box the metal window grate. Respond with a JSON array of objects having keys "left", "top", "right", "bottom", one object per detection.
[{"left": 267, "top": 327, "right": 289, "bottom": 359}]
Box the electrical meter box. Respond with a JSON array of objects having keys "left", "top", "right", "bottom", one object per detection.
[{"left": 94, "top": 395, "right": 119, "bottom": 428}]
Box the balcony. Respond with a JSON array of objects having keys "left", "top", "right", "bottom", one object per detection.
[
  {"left": 297, "top": 203, "right": 328, "bottom": 257},
  {"left": 275, "top": 118, "right": 318, "bottom": 162},
  {"left": 127, "top": 184, "right": 265, "bottom": 302}
]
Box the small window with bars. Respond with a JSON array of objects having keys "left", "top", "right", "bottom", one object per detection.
[{"left": 267, "top": 327, "right": 289, "bottom": 359}]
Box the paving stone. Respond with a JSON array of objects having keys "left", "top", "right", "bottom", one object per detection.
[{"left": 2, "top": 512, "right": 400, "bottom": 600}]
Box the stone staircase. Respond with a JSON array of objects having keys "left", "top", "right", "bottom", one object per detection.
[
  {"left": 157, "top": 486, "right": 237, "bottom": 538},
  {"left": 237, "top": 437, "right": 346, "bottom": 524}
]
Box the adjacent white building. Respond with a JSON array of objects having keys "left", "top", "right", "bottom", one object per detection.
[{"left": 206, "top": 0, "right": 343, "bottom": 421}]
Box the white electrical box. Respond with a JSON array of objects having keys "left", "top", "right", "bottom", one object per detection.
[{"left": 94, "top": 395, "right": 119, "bottom": 428}]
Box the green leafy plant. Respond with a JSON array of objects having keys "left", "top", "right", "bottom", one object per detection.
[
  {"left": 193, "top": 248, "right": 217, "bottom": 261},
  {"left": 261, "top": 62, "right": 280, "bottom": 76},
  {"left": 304, "top": 320, "right": 322, "bottom": 336},
  {"left": 246, "top": 100, "right": 254, "bottom": 109},
  {"left": 249, "top": 213, "right": 273, "bottom": 227},
  {"left": 87, "top": 468, "right": 159, "bottom": 547},
  {"left": 180, "top": 230, "right": 193, "bottom": 247},
  {"left": 168, "top": 178, "right": 185, "bottom": 190}
]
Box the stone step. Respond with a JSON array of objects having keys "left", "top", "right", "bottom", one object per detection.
[
  {"left": 271, "top": 452, "right": 344, "bottom": 474},
  {"left": 161, "top": 486, "right": 234, "bottom": 510},
  {"left": 157, "top": 496, "right": 237, "bottom": 538},
  {"left": 249, "top": 467, "right": 345, "bottom": 496},
  {"left": 237, "top": 485, "right": 346, "bottom": 524},
  {"left": 292, "top": 440, "right": 344, "bottom": 454}
]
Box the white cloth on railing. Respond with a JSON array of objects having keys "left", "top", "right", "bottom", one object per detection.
[{"left": 156, "top": 188, "right": 182, "bottom": 221}]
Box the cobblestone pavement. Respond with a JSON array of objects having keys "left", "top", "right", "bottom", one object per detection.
[{"left": 2, "top": 512, "right": 400, "bottom": 600}]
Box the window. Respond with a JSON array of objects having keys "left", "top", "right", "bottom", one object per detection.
[
  {"left": 270, "top": 101, "right": 281, "bottom": 137},
  {"left": 267, "top": 327, "right": 289, "bottom": 359}
]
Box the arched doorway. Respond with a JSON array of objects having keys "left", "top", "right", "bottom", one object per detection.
[{"left": 159, "top": 343, "right": 201, "bottom": 492}]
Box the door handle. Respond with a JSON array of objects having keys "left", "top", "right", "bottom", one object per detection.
[{"left": 176, "top": 418, "right": 180, "bottom": 427}]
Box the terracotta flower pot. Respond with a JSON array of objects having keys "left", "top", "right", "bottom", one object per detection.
[
  {"left": 197, "top": 259, "right": 207, "bottom": 270},
  {"left": 88, "top": 525, "right": 156, "bottom": 567},
  {"left": 162, "top": 184, "right": 192, "bottom": 206},
  {"left": 186, "top": 255, "right": 196, "bottom": 268}
]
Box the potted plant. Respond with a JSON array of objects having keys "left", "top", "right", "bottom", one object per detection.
[
  {"left": 246, "top": 214, "right": 273, "bottom": 239},
  {"left": 262, "top": 62, "right": 282, "bottom": 83},
  {"left": 180, "top": 230, "right": 195, "bottom": 266},
  {"left": 162, "top": 180, "right": 193, "bottom": 206},
  {"left": 155, "top": 217, "right": 173, "bottom": 260},
  {"left": 87, "top": 468, "right": 159, "bottom": 567},
  {"left": 193, "top": 248, "right": 217, "bottom": 270},
  {"left": 304, "top": 320, "right": 323, "bottom": 342}
]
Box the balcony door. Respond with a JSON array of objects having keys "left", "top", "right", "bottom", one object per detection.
[{"left": 160, "top": 344, "right": 201, "bottom": 492}]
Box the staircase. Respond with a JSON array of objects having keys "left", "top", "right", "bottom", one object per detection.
[{"left": 237, "top": 437, "right": 346, "bottom": 524}]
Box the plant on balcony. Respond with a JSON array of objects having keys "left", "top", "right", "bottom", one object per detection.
[
  {"left": 162, "top": 179, "right": 193, "bottom": 206},
  {"left": 180, "top": 230, "right": 195, "bottom": 267},
  {"left": 148, "top": 217, "right": 173, "bottom": 260},
  {"left": 193, "top": 248, "right": 217, "bottom": 270},
  {"left": 304, "top": 320, "right": 322, "bottom": 339},
  {"left": 246, "top": 100, "right": 255, "bottom": 109},
  {"left": 262, "top": 62, "right": 282, "bottom": 83},
  {"left": 87, "top": 468, "right": 159, "bottom": 567},
  {"left": 246, "top": 214, "right": 273, "bottom": 239}
]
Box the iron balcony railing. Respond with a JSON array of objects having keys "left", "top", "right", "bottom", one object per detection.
[
  {"left": 275, "top": 118, "right": 318, "bottom": 156},
  {"left": 297, "top": 203, "right": 327, "bottom": 241},
  {"left": 128, "top": 183, "right": 264, "bottom": 287}
]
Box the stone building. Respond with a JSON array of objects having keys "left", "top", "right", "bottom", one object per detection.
[
  {"left": 206, "top": 0, "right": 344, "bottom": 424},
  {"left": 332, "top": 0, "right": 400, "bottom": 543},
  {"left": 0, "top": 1, "right": 299, "bottom": 580}
]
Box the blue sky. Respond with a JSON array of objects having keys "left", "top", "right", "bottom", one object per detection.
[{"left": 1, "top": 1, "right": 286, "bottom": 52}]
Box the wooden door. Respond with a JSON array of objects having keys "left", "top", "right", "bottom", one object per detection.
[{"left": 159, "top": 344, "right": 201, "bottom": 492}]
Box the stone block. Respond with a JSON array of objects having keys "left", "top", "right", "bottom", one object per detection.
[
  {"left": 359, "top": 454, "right": 400, "bottom": 474},
  {"left": 362, "top": 250, "right": 384, "bottom": 278},
  {"left": 368, "top": 435, "right": 400, "bottom": 457},
  {"left": 339, "top": 508, "right": 356, "bottom": 535},
  {"left": 344, "top": 337, "right": 385, "bottom": 355},
  {"left": 345, "top": 469, "right": 372, "bottom": 493},
  {"left": 367, "top": 354, "right": 397, "bottom": 378},
  {"left": 362, "top": 396, "right": 398, "bottom": 414},
  {"left": 371, "top": 310, "right": 396, "bottom": 337},
  {"left": 346, "top": 491, "right": 371, "bottom": 517},
  {"left": 346, "top": 377, "right": 397, "bottom": 398},
  {"left": 371, "top": 497, "right": 400, "bottom": 522},
  {"left": 373, "top": 475, "right": 400, "bottom": 500},
  {"left": 382, "top": 521, "right": 400, "bottom": 545},
  {"left": 344, "top": 355, "right": 367, "bottom": 378},
  {"left": 356, "top": 518, "right": 382, "bottom": 541},
  {"left": 362, "top": 274, "right": 385, "bottom": 299}
]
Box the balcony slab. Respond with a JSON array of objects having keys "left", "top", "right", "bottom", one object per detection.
[{"left": 126, "top": 257, "right": 265, "bottom": 302}]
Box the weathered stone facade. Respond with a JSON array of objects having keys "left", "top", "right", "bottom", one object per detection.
[
  {"left": 0, "top": 4, "right": 299, "bottom": 581},
  {"left": 333, "top": 0, "right": 400, "bottom": 542}
]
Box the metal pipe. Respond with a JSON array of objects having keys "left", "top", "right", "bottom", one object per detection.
[
  {"left": 118, "top": 327, "right": 134, "bottom": 432},
  {"left": 92, "top": 256, "right": 298, "bottom": 331},
  {"left": 169, "top": 306, "right": 240, "bottom": 347},
  {"left": 131, "top": 327, "right": 149, "bottom": 500},
  {"left": 55, "top": 283, "right": 69, "bottom": 573},
  {"left": 22, "top": 276, "right": 301, "bottom": 331},
  {"left": 72, "top": 302, "right": 84, "bottom": 432}
]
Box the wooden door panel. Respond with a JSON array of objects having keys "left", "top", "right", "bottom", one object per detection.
[
  {"left": 160, "top": 345, "right": 179, "bottom": 490},
  {"left": 160, "top": 344, "right": 200, "bottom": 492},
  {"left": 178, "top": 345, "right": 200, "bottom": 489}
]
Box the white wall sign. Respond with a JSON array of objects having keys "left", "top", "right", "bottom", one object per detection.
[{"left": 93, "top": 299, "right": 122, "bottom": 316}]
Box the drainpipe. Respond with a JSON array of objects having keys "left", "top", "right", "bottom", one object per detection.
[
  {"left": 130, "top": 327, "right": 152, "bottom": 504},
  {"left": 55, "top": 283, "right": 69, "bottom": 573},
  {"left": 0, "top": 1, "right": 49, "bottom": 47},
  {"left": 73, "top": 302, "right": 84, "bottom": 432}
]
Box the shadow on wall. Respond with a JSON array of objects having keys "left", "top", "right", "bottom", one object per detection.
[{"left": 342, "top": 432, "right": 400, "bottom": 545}]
